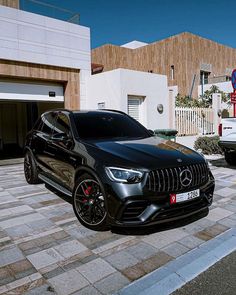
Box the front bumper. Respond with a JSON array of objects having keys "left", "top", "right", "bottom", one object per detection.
[{"left": 105, "top": 176, "right": 215, "bottom": 227}]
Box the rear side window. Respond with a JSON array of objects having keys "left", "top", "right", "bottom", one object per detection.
[
  {"left": 33, "top": 117, "right": 43, "bottom": 131},
  {"left": 41, "top": 112, "right": 57, "bottom": 135},
  {"left": 53, "top": 113, "right": 71, "bottom": 136}
]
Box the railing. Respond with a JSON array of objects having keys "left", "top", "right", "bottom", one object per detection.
[
  {"left": 175, "top": 107, "right": 215, "bottom": 136},
  {"left": 20, "top": 0, "right": 80, "bottom": 25}
]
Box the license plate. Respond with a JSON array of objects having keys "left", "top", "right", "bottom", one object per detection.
[{"left": 170, "top": 189, "right": 200, "bottom": 204}]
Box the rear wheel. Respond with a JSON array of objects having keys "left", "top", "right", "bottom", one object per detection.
[
  {"left": 225, "top": 151, "right": 236, "bottom": 166},
  {"left": 24, "top": 151, "right": 41, "bottom": 184},
  {"left": 72, "top": 173, "right": 109, "bottom": 231}
]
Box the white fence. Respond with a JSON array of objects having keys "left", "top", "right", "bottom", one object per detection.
[{"left": 175, "top": 107, "right": 215, "bottom": 136}]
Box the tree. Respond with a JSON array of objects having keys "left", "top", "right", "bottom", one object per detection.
[{"left": 175, "top": 85, "right": 230, "bottom": 108}]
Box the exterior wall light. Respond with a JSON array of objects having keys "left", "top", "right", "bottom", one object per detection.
[{"left": 157, "top": 104, "right": 164, "bottom": 114}]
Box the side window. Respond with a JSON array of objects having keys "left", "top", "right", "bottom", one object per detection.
[
  {"left": 33, "top": 117, "right": 43, "bottom": 131},
  {"left": 41, "top": 112, "right": 57, "bottom": 135},
  {"left": 53, "top": 113, "right": 71, "bottom": 136}
]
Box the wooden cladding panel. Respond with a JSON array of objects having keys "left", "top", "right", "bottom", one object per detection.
[
  {"left": 0, "top": 0, "right": 19, "bottom": 8},
  {"left": 92, "top": 32, "right": 236, "bottom": 97},
  {"left": 0, "top": 60, "right": 80, "bottom": 110}
]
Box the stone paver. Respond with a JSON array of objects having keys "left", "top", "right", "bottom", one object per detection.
[
  {"left": 77, "top": 258, "right": 116, "bottom": 283},
  {"left": 0, "top": 162, "right": 235, "bottom": 294},
  {"left": 0, "top": 246, "right": 24, "bottom": 267},
  {"left": 48, "top": 269, "right": 89, "bottom": 295},
  {"left": 27, "top": 248, "right": 63, "bottom": 270},
  {"left": 178, "top": 235, "right": 204, "bottom": 249},
  {"left": 163, "top": 242, "right": 189, "bottom": 258},
  {"left": 94, "top": 272, "right": 130, "bottom": 294},
  {"left": 54, "top": 240, "right": 87, "bottom": 258},
  {"left": 206, "top": 208, "right": 234, "bottom": 221},
  {"left": 104, "top": 250, "right": 139, "bottom": 270}
]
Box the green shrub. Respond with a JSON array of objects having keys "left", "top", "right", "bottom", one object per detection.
[{"left": 193, "top": 136, "right": 223, "bottom": 155}]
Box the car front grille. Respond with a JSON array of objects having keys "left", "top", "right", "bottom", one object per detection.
[{"left": 146, "top": 163, "right": 209, "bottom": 193}]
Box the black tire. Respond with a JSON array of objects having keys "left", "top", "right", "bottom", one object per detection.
[
  {"left": 225, "top": 151, "right": 236, "bottom": 166},
  {"left": 72, "top": 173, "right": 109, "bottom": 231},
  {"left": 24, "top": 151, "right": 41, "bottom": 184}
]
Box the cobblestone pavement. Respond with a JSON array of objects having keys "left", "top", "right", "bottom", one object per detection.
[{"left": 0, "top": 161, "right": 235, "bottom": 295}]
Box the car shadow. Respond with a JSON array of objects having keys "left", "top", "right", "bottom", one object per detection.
[
  {"left": 209, "top": 158, "right": 236, "bottom": 169},
  {"left": 111, "top": 209, "right": 209, "bottom": 236}
]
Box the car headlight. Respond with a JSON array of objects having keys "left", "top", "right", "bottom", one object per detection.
[{"left": 105, "top": 167, "right": 144, "bottom": 183}]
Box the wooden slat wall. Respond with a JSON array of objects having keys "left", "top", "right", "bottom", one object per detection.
[
  {"left": 0, "top": 60, "right": 80, "bottom": 110},
  {"left": 92, "top": 32, "right": 236, "bottom": 98},
  {"left": 0, "top": 0, "right": 19, "bottom": 8}
]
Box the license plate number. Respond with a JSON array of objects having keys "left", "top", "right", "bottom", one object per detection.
[{"left": 170, "top": 189, "right": 200, "bottom": 204}]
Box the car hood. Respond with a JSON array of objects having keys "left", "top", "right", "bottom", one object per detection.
[{"left": 84, "top": 136, "right": 205, "bottom": 169}]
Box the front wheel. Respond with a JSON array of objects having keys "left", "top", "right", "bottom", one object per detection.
[
  {"left": 72, "top": 173, "right": 109, "bottom": 231},
  {"left": 225, "top": 151, "right": 236, "bottom": 166}
]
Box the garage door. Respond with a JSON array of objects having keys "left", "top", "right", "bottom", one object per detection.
[{"left": 0, "top": 80, "right": 64, "bottom": 102}]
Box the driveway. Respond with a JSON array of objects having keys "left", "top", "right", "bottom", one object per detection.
[{"left": 0, "top": 160, "right": 235, "bottom": 295}]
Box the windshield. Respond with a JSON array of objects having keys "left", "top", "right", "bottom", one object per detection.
[{"left": 73, "top": 112, "right": 150, "bottom": 140}]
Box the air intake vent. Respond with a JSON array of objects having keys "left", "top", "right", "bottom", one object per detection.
[{"left": 122, "top": 202, "right": 147, "bottom": 221}]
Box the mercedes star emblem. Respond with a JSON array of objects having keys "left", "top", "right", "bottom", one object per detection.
[{"left": 180, "top": 169, "right": 192, "bottom": 187}]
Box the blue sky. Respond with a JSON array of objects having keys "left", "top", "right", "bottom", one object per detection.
[{"left": 20, "top": 0, "right": 236, "bottom": 49}]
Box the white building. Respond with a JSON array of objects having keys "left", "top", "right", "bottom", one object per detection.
[{"left": 86, "top": 69, "right": 170, "bottom": 130}]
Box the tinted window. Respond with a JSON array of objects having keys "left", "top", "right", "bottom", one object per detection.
[
  {"left": 41, "top": 112, "right": 57, "bottom": 135},
  {"left": 53, "top": 113, "right": 70, "bottom": 136},
  {"left": 33, "top": 117, "right": 42, "bottom": 131},
  {"left": 73, "top": 112, "right": 149, "bottom": 140}
]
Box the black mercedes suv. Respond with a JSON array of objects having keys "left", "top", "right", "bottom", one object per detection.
[{"left": 24, "top": 109, "right": 215, "bottom": 231}]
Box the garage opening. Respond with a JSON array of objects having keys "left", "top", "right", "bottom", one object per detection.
[
  {"left": 0, "top": 79, "right": 64, "bottom": 160},
  {"left": 0, "top": 101, "right": 64, "bottom": 160}
]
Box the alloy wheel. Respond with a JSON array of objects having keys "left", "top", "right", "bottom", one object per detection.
[{"left": 74, "top": 179, "right": 107, "bottom": 226}]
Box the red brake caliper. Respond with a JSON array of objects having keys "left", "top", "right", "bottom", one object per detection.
[
  {"left": 85, "top": 186, "right": 92, "bottom": 196},
  {"left": 82, "top": 186, "right": 92, "bottom": 203}
]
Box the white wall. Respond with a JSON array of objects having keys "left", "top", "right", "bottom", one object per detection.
[
  {"left": 0, "top": 5, "right": 91, "bottom": 70},
  {"left": 86, "top": 69, "right": 170, "bottom": 130},
  {"left": 198, "top": 81, "right": 233, "bottom": 96}
]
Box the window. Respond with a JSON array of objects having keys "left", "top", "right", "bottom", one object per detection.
[
  {"left": 41, "top": 112, "right": 57, "bottom": 135},
  {"left": 33, "top": 117, "right": 43, "bottom": 131},
  {"left": 127, "top": 95, "right": 145, "bottom": 124},
  {"left": 200, "top": 71, "right": 210, "bottom": 85},
  {"left": 53, "top": 113, "right": 70, "bottom": 136},
  {"left": 73, "top": 112, "right": 149, "bottom": 140},
  {"left": 171, "top": 65, "right": 175, "bottom": 80},
  {"left": 128, "top": 98, "right": 141, "bottom": 122}
]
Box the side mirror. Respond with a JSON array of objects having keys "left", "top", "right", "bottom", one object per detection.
[
  {"left": 148, "top": 129, "right": 155, "bottom": 136},
  {"left": 51, "top": 132, "right": 69, "bottom": 142}
]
